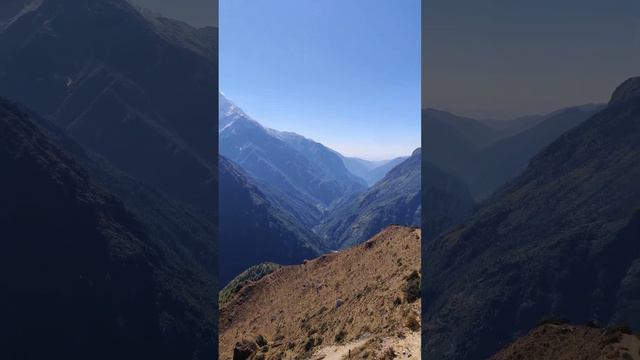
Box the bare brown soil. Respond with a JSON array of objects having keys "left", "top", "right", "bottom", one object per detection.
[{"left": 219, "top": 226, "right": 422, "bottom": 360}]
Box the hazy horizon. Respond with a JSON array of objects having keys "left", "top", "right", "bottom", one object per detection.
[
  {"left": 221, "top": 91, "right": 414, "bottom": 162},
  {"left": 424, "top": 0, "right": 640, "bottom": 120},
  {"left": 220, "top": 0, "right": 421, "bottom": 160}
]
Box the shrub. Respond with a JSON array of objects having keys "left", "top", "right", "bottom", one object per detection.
[
  {"left": 405, "top": 315, "right": 420, "bottom": 332},
  {"left": 255, "top": 335, "right": 268, "bottom": 347},
  {"left": 335, "top": 330, "right": 347, "bottom": 343},
  {"left": 382, "top": 347, "right": 396, "bottom": 359},
  {"left": 304, "top": 338, "right": 315, "bottom": 352},
  {"left": 404, "top": 270, "right": 421, "bottom": 303}
]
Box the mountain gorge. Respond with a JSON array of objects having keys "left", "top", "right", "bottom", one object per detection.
[
  {"left": 218, "top": 93, "right": 426, "bottom": 285},
  {"left": 341, "top": 155, "right": 409, "bottom": 186},
  {"left": 316, "top": 149, "right": 422, "bottom": 249},
  {"left": 423, "top": 104, "right": 601, "bottom": 200},
  {"left": 423, "top": 77, "right": 640, "bottom": 360}
]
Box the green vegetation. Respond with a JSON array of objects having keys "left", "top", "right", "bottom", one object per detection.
[{"left": 219, "top": 262, "right": 282, "bottom": 306}]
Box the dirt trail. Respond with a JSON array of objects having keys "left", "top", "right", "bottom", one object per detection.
[
  {"left": 312, "top": 338, "right": 370, "bottom": 360},
  {"left": 382, "top": 332, "right": 421, "bottom": 358}
]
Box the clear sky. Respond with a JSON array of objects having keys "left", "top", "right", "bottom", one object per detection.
[
  {"left": 220, "top": 0, "right": 421, "bottom": 161},
  {"left": 131, "top": 0, "right": 217, "bottom": 27},
  {"left": 424, "top": 0, "right": 640, "bottom": 120}
]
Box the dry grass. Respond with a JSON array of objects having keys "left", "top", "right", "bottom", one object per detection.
[{"left": 219, "top": 226, "right": 421, "bottom": 360}]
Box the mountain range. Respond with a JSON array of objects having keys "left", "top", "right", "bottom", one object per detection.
[
  {"left": 423, "top": 104, "right": 603, "bottom": 200},
  {"left": 219, "top": 93, "right": 367, "bottom": 213},
  {"left": 423, "top": 77, "right": 640, "bottom": 360},
  {"left": 218, "top": 93, "right": 426, "bottom": 282},
  {"left": 0, "top": 0, "right": 218, "bottom": 211},
  {"left": 341, "top": 155, "right": 409, "bottom": 186},
  {"left": 0, "top": 0, "right": 218, "bottom": 357}
]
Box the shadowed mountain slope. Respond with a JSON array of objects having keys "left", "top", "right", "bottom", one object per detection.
[
  {"left": 316, "top": 149, "right": 422, "bottom": 250},
  {"left": 0, "top": 0, "right": 218, "bottom": 211},
  {"left": 423, "top": 77, "right": 640, "bottom": 360},
  {"left": 317, "top": 148, "right": 471, "bottom": 250},
  {"left": 0, "top": 98, "right": 216, "bottom": 360},
  {"left": 462, "top": 105, "right": 604, "bottom": 199},
  {"left": 219, "top": 156, "right": 323, "bottom": 284},
  {"left": 423, "top": 105, "right": 601, "bottom": 200},
  {"left": 422, "top": 161, "right": 474, "bottom": 241}
]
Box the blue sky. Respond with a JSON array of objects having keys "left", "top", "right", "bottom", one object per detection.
[{"left": 220, "top": 0, "right": 421, "bottom": 160}]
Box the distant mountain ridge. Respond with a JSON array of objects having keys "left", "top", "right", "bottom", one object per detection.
[
  {"left": 342, "top": 155, "right": 409, "bottom": 186},
  {"left": 219, "top": 93, "right": 368, "bottom": 223},
  {"left": 423, "top": 103, "right": 602, "bottom": 200},
  {"left": 270, "top": 129, "right": 368, "bottom": 189}
]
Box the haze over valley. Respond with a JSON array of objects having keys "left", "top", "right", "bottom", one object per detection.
[{"left": 218, "top": 92, "right": 422, "bottom": 285}]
